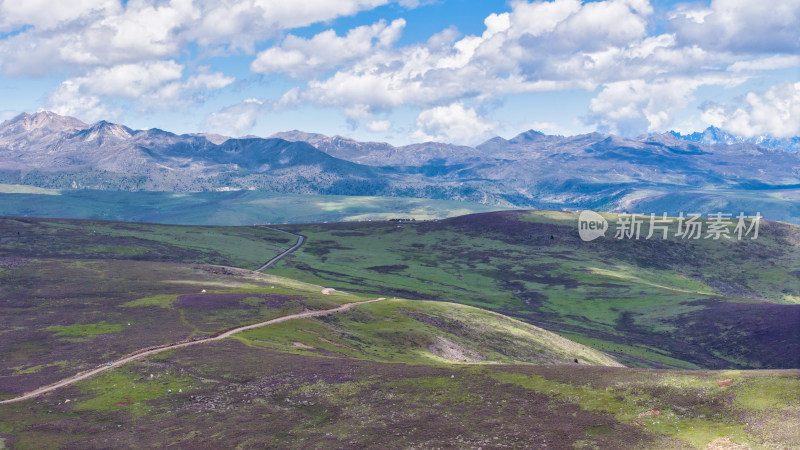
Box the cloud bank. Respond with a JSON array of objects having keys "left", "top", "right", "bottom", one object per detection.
[{"left": 1, "top": 0, "right": 798, "bottom": 142}]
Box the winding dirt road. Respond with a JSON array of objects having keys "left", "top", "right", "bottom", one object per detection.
[{"left": 0, "top": 298, "right": 385, "bottom": 405}]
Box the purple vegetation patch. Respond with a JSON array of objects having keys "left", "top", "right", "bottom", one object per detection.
[
  {"left": 674, "top": 300, "right": 800, "bottom": 369},
  {"left": 0, "top": 257, "right": 27, "bottom": 268}
]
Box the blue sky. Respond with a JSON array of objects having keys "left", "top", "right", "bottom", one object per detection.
[{"left": 0, "top": 0, "right": 798, "bottom": 145}]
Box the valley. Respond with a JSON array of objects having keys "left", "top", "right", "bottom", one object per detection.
[{"left": 0, "top": 187, "right": 506, "bottom": 225}]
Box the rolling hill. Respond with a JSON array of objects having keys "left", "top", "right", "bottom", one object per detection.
[
  {"left": 1, "top": 215, "right": 797, "bottom": 448},
  {"left": 270, "top": 210, "right": 800, "bottom": 370}
]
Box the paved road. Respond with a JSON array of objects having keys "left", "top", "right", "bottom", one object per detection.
[
  {"left": 255, "top": 226, "right": 306, "bottom": 272},
  {"left": 0, "top": 298, "right": 386, "bottom": 405}
]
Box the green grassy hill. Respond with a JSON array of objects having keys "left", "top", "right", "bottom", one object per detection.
[
  {"left": 1, "top": 286, "right": 798, "bottom": 448},
  {"left": 0, "top": 216, "right": 293, "bottom": 270},
  {"left": 236, "top": 298, "right": 622, "bottom": 367},
  {"left": 270, "top": 210, "right": 800, "bottom": 370},
  {"left": 3, "top": 213, "right": 798, "bottom": 371},
  {"left": 1, "top": 214, "right": 799, "bottom": 448}
]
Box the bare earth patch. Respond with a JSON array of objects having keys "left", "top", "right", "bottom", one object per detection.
[
  {"left": 633, "top": 409, "right": 662, "bottom": 427},
  {"left": 717, "top": 378, "right": 734, "bottom": 388},
  {"left": 428, "top": 336, "right": 483, "bottom": 362}
]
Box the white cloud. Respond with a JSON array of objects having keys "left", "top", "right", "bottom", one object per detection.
[
  {"left": 184, "top": 66, "right": 237, "bottom": 90},
  {"left": 0, "top": 0, "right": 116, "bottom": 32},
  {"left": 585, "top": 73, "right": 750, "bottom": 136},
  {"left": 554, "top": 0, "right": 652, "bottom": 49},
  {"left": 702, "top": 82, "right": 800, "bottom": 138},
  {"left": 669, "top": 5, "right": 712, "bottom": 24},
  {"left": 0, "top": 0, "right": 411, "bottom": 76},
  {"left": 4, "top": 0, "right": 800, "bottom": 140},
  {"left": 671, "top": 0, "right": 800, "bottom": 54},
  {"left": 251, "top": 19, "right": 405, "bottom": 78},
  {"left": 728, "top": 55, "right": 800, "bottom": 73},
  {"left": 45, "top": 61, "right": 234, "bottom": 118},
  {"left": 186, "top": 0, "right": 400, "bottom": 53},
  {"left": 96, "top": 0, "right": 198, "bottom": 58},
  {"left": 192, "top": 0, "right": 392, "bottom": 50},
  {"left": 344, "top": 104, "right": 372, "bottom": 121},
  {"left": 81, "top": 61, "right": 184, "bottom": 98},
  {"left": 45, "top": 80, "right": 117, "bottom": 122},
  {"left": 0, "top": 0, "right": 201, "bottom": 75},
  {"left": 412, "top": 102, "right": 496, "bottom": 144},
  {"left": 285, "top": 0, "right": 714, "bottom": 121},
  {"left": 203, "top": 99, "right": 265, "bottom": 137},
  {"left": 366, "top": 119, "right": 392, "bottom": 132},
  {"left": 281, "top": 0, "right": 800, "bottom": 137},
  {"left": 275, "top": 87, "right": 302, "bottom": 110},
  {"left": 503, "top": 0, "right": 580, "bottom": 38},
  {"left": 587, "top": 78, "right": 706, "bottom": 136}
]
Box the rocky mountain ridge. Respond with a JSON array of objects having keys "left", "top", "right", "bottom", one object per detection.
[{"left": 2, "top": 111, "right": 800, "bottom": 214}]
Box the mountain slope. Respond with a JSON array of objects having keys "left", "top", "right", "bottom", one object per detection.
[
  {"left": 4, "top": 112, "right": 800, "bottom": 220},
  {"left": 241, "top": 298, "right": 622, "bottom": 367},
  {"left": 271, "top": 130, "right": 485, "bottom": 166},
  {"left": 270, "top": 122, "right": 800, "bottom": 203},
  {"left": 0, "top": 112, "right": 387, "bottom": 193}
]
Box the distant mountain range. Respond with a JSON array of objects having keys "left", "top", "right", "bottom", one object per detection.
[
  {"left": 2, "top": 111, "right": 800, "bottom": 219},
  {"left": 669, "top": 127, "right": 800, "bottom": 152}
]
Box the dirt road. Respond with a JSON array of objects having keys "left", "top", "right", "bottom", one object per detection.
[
  {"left": 0, "top": 298, "right": 385, "bottom": 405},
  {"left": 255, "top": 226, "right": 305, "bottom": 272}
]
